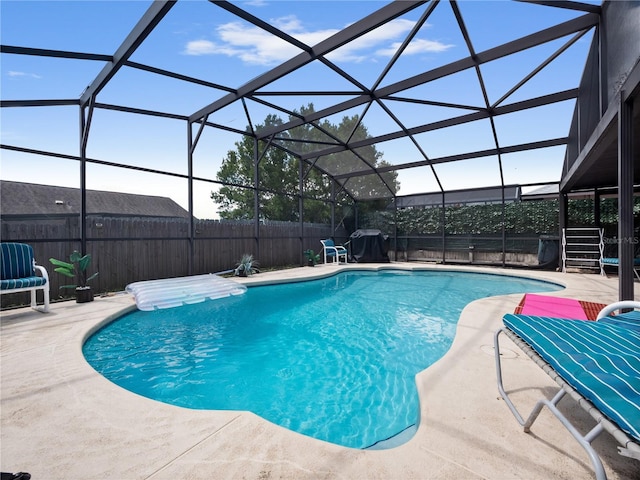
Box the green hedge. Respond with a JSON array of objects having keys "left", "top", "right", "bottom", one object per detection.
[{"left": 357, "top": 197, "right": 639, "bottom": 237}]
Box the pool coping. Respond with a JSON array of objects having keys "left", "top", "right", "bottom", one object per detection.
[{"left": 1, "top": 262, "right": 639, "bottom": 479}]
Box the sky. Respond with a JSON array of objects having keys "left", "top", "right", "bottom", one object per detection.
[{"left": 0, "top": 0, "right": 599, "bottom": 219}]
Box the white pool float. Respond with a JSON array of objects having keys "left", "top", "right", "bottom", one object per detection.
[{"left": 126, "top": 273, "right": 247, "bottom": 311}]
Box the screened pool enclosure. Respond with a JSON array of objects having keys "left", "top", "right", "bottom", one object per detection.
[{"left": 1, "top": 0, "right": 639, "bottom": 303}]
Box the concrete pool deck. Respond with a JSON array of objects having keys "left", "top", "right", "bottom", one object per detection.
[{"left": 1, "top": 263, "right": 639, "bottom": 479}]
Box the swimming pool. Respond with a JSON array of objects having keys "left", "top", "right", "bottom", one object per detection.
[{"left": 83, "top": 269, "right": 561, "bottom": 449}]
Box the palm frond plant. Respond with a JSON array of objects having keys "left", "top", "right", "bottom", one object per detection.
[
  {"left": 304, "top": 249, "right": 321, "bottom": 266},
  {"left": 50, "top": 251, "right": 99, "bottom": 302},
  {"left": 234, "top": 253, "right": 260, "bottom": 277}
]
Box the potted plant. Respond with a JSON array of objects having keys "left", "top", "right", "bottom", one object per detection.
[
  {"left": 304, "top": 249, "right": 321, "bottom": 266},
  {"left": 49, "top": 251, "right": 99, "bottom": 303},
  {"left": 234, "top": 253, "right": 259, "bottom": 277}
]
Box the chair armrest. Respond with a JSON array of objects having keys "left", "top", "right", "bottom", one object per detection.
[
  {"left": 34, "top": 264, "right": 50, "bottom": 282},
  {"left": 596, "top": 301, "right": 640, "bottom": 319}
]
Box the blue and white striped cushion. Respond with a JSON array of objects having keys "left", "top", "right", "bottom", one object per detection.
[
  {"left": 503, "top": 313, "right": 640, "bottom": 443},
  {"left": 0, "top": 243, "right": 36, "bottom": 281},
  {"left": 1, "top": 276, "right": 47, "bottom": 290},
  {"left": 599, "top": 311, "right": 640, "bottom": 332},
  {"left": 601, "top": 258, "right": 640, "bottom": 265}
]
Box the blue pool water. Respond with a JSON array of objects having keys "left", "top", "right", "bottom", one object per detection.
[{"left": 83, "top": 269, "right": 561, "bottom": 449}]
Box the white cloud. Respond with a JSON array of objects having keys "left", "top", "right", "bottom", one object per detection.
[
  {"left": 7, "top": 71, "right": 42, "bottom": 79},
  {"left": 183, "top": 15, "right": 453, "bottom": 66},
  {"left": 323, "top": 19, "right": 418, "bottom": 63},
  {"left": 184, "top": 40, "right": 217, "bottom": 55},
  {"left": 376, "top": 38, "right": 454, "bottom": 57},
  {"left": 184, "top": 21, "right": 304, "bottom": 65},
  {"left": 272, "top": 15, "right": 303, "bottom": 32},
  {"left": 217, "top": 21, "right": 303, "bottom": 64}
]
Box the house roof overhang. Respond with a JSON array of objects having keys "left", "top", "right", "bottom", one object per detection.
[{"left": 560, "top": 60, "right": 640, "bottom": 192}]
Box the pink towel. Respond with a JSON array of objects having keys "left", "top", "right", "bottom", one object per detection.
[{"left": 519, "top": 293, "right": 588, "bottom": 320}]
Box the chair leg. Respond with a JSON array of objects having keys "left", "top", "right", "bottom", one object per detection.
[
  {"left": 30, "top": 289, "right": 37, "bottom": 309},
  {"left": 43, "top": 286, "right": 50, "bottom": 312},
  {"left": 494, "top": 328, "right": 527, "bottom": 426},
  {"left": 494, "top": 328, "right": 608, "bottom": 480},
  {"left": 29, "top": 287, "right": 50, "bottom": 312}
]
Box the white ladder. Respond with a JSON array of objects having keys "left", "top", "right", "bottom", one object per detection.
[{"left": 562, "top": 227, "right": 604, "bottom": 275}]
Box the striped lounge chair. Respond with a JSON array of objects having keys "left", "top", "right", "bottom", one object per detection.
[
  {"left": 494, "top": 301, "right": 640, "bottom": 479},
  {"left": 0, "top": 243, "right": 50, "bottom": 312}
]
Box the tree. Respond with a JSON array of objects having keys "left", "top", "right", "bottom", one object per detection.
[{"left": 211, "top": 104, "right": 399, "bottom": 224}]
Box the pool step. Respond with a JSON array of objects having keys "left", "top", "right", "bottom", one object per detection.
[{"left": 365, "top": 424, "right": 417, "bottom": 450}]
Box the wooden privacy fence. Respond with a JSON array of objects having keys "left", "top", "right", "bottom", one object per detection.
[{"left": 1, "top": 216, "right": 346, "bottom": 307}]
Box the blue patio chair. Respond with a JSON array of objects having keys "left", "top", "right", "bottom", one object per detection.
[
  {"left": 600, "top": 257, "right": 640, "bottom": 280},
  {"left": 494, "top": 301, "right": 640, "bottom": 479},
  {"left": 0, "top": 243, "right": 50, "bottom": 312},
  {"left": 320, "top": 239, "right": 348, "bottom": 264}
]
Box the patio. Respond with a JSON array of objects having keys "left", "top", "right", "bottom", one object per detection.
[{"left": 1, "top": 263, "right": 638, "bottom": 479}]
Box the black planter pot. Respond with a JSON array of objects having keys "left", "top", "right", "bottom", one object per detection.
[
  {"left": 307, "top": 259, "right": 315, "bottom": 267},
  {"left": 75, "top": 286, "right": 94, "bottom": 303}
]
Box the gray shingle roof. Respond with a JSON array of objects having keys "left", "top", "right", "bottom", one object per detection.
[
  {"left": 1, "top": 181, "right": 191, "bottom": 219},
  {"left": 521, "top": 185, "right": 560, "bottom": 200}
]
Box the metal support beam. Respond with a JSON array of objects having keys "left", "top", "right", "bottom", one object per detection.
[
  {"left": 187, "top": 121, "right": 195, "bottom": 276},
  {"left": 594, "top": 188, "right": 601, "bottom": 228},
  {"left": 559, "top": 192, "right": 568, "bottom": 271},
  {"left": 257, "top": 13, "right": 597, "bottom": 140},
  {"left": 393, "top": 201, "right": 398, "bottom": 262},
  {"left": 1, "top": 99, "right": 79, "bottom": 108},
  {"left": 80, "top": 1, "right": 176, "bottom": 105},
  {"left": 191, "top": 0, "right": 427, "bottom": 122},
  {"left": 333, "top": 137, "right": 568, "bottom": 180},
  {"left": 79, "top": 105, "right": 89, "bottom": 256},
  {"left": 618, "top": 93, "right": 634, "bottom": 300},
  {"left": 516, "top": 0, "right": 601, "bottom": 14},
  {"left": 78, "top": 94, "right": 98, "bottom": 257},
  {"left": 1, "top": 44, "right": 112, "bottom": 61},
  {"left": 299, "top": 158, "right": 305, "bottom": 265},
  {"left": 441, "top": 193, "right": 446, "bottom": 264},
  {"left": 253, "top": 138, "right": 260, "bottom": 258},
  {"left": 501, "top": 187, "right": 506, "bottom": 267},
  {"left": 330, "top": 182, "right": 336, "bottom": 236},
  {"left": 298, "top": 90, "right": 577, "bottom": 161}
]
